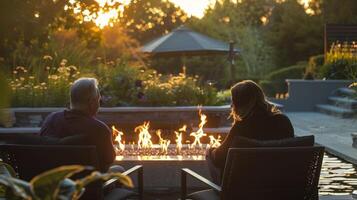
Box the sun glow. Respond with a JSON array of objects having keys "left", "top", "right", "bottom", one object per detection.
[
  {"left": 72, "top": 0, "right": 315, "bottom": 29},
  {"left": 169, "top": 0, "right": 214, "bottom": 18}
]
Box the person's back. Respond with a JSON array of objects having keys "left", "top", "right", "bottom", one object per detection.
[
  {"left": 40, "top": 109, "right": 115, "bottom": 172},
  {"left": 39, "top": 78, "right": 115, "bottom": 172},
  {"left": 211, "top": 107, "right": 294, "bottom": 169},
  {"left": 207, "top": 80, "right": 294, "bottom": 184}
]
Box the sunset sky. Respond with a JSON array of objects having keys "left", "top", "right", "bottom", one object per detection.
[
  {"left": 169, "top": 0, "right": 215, "bottom": 18},
  {"left": 91, "top": 0, "right": 312, "bottom": 28}
]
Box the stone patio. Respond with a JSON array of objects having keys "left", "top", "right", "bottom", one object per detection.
[{"left": 286, "top": 112, "right": 357, "bottom": 165}]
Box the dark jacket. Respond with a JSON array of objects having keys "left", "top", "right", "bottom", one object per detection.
[
  {"left": 211, "top": 108, "right": 294, "bottom": 169},
  {"left": 40, "top": 109, "right": 116, "bottom": 172}
]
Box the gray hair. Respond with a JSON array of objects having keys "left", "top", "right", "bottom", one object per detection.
[{"left": 70, "top": 78, "right": 99, "bottom": 110}]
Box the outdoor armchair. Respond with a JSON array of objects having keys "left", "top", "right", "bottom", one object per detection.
[
  {"left": 181, "top": 146, "right": 325, "bottom": 200},
  {"left": 0, "top": 144, "right": 143, "bottom": 200}
]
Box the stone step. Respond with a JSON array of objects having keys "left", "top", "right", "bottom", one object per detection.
[
  {"left": 316, "top": 104, "right": 356, "bottom": 118},
  {"left": 333, "top": 87, "right": 356, "bottom": 97},
  {"left": 328, "top": 96, "right": 357, "bottom": 110}
]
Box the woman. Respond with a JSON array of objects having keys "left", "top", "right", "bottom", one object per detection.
[{"left": 207, "top": 80, "right": 294, "bottom": 184}]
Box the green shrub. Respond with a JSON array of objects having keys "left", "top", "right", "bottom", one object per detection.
[
  {"left": 319, "top": 59, "right": 357, "bottom": 79},
  {"left": 265, "top": 64, "right": 306, "bottom": 81},
  {"left": 140, "top": 73, "right": 220, "bottom": 106},
  {"left": 9, "top": 61, "right": 81, "bottom": 107},
  {"left": 100, "top": 61, "right": 147, "bottom": 106},
  {"left": 304, "top": 54, "right": 324, "bottom": 79},
  {"left": 260, "top": 64, "right": 306, "bottom": 97},
  {"left": 319, "top": 41, "right": 357, "bottom": 80},
  {"left": 216, "top": 89, "right": 231, "bottom": 105}
]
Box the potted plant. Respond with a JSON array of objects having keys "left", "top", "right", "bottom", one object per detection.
[{"left": 0, "top": 162, "right": 132, "bottom": 200}]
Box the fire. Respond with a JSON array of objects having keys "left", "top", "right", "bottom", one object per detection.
[
  {"left": 175, "top": 125, "right": 186, "bottom": 153},
  {"left": 189, "top": 109, "right": 207, "bottom": 149},
  {"left": 112, "top": 126, "right": 125, "bottom": 151},
  {"left": 112, "top": 108, "right": 223, "bottom": 159},
  {"left": 156, "top": 130, "right": 170, "bottom": 154},
  {"left": 135, "top": 121, "right": 153, "bottom": 149},
  {"left": 209, "top": 135, "right": 222, "bottom": 148}
]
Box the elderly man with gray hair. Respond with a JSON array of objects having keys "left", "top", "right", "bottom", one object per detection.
[{"left": 40, "top": 77, "right": 118, "bottom": 172}]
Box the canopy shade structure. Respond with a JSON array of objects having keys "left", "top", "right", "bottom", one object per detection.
[{"left": 141, "top": 25, "right": 240, "bottom": 57}]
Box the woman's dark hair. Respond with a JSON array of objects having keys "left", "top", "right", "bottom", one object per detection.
[{"left": 230, "top": 80, "right": 280, "bottom": 122}]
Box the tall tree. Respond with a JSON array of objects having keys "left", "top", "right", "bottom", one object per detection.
[
  {"left": 264, "top": 0, "right": 323, "bottom": 67},
  {"left": 121, "top": 0, "right": 188, "bottom": 43},
  {"left": 189, "top": 0, "right": 276, "bottom": 79}
]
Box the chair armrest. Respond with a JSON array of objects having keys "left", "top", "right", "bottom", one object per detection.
[
  {"left": 181, "top": 168, "right": 221, "bottom": 200},
  {"left": 103, "top": 165, "right": 143, "bottom": 200}
]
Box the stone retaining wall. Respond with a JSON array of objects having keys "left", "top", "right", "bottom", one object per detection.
[
  {"left": 8, "top": 106, "right": 233, "bottom": 130},
  {"left": 272, "top": 79, "right": 353, "bottom": 111}
]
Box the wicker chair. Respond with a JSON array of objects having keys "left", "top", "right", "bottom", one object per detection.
[
  {"left": 181, "top": 146, "right": 325, "bottom": 200},
  {"left": 0, "top": 144, "right": 143, "bottom": 200}
]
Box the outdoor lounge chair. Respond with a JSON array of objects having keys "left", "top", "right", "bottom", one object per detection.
[
  {"left": 0, "top": 144, "right": 143, "bottom": 200},
  {"left": 181, "top": 146, "right": 325, "bottom": 200}
]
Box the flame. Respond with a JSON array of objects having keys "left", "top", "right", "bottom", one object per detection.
[
  {"left": 156, "top": 130, "right": 170, "bottom": 154},
  {"left": 113, "top": 108, "right": 223, "bottom": 159},
  {"left": 189, "top": 109, "right": 207, "bottom": 149},
  {"left": 209, "top": 135, "right": 222, "bottom": 148},
  {"left": 179, "top": 125, "right": 187, "bottom": 132},
  {"left": 135, "top": 121, "right": 153, "bottom": 149},
  {"left": 175, "top": 125, "right": 186, "bottom": 153},
  {"left": 112, "top": 126, "right": 125, "bottom": 151}
]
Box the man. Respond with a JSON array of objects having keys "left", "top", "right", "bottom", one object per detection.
[{"left": 40, "top": 77, "right": 116, "bottom": 172}]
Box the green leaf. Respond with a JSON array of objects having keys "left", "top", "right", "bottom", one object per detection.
[
  {"left": 30, "top": 165, "right": 87, "bottom": 200},
  {"left": 0, "top": 161, "right": 17, "bottom": 178},
  {"left": 0, "top": 175, "right": 32, "bottom": 200},
  {"left": 56, "top": 179, "right": 78, "bottom": 200},
  {"left": 74, "top": 171, "right": 133, "bottom": 199}
]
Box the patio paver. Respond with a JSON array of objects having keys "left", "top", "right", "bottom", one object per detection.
[{"left": 286, "top": 112, "right": 357, "bottom": 165}]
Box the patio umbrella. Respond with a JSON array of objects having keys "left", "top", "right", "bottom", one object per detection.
[
  {"left": 141, "top": 25, "right": 239, "bottom": 57},
  {"left": 141, "top": 25, "right": 239, "bottom": 79}
]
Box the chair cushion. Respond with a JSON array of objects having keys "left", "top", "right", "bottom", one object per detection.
[
  {"left": 104, "top": 188, "right": 137, "bottom": 200},
  {"left": 232, "top": 135, "right": 314, "bottom": 148},
  {"left": 59, "top": 134, "right": 89, "bottom": 145},
  {"left": 0, "top": 133, "right": 89, "bottom": 146},
  {"left": 0, "top": 133, "right": 59, "bottom": 145},
  {"left": 187, "top": 189, "right": 219, "bottom": 200}
]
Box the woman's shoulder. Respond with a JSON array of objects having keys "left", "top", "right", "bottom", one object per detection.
[
  {"left": 271, "top": 112, "right": 294, "bottom": 135},
  {"left": 271, "top": 112, "right": 291, "bottom": 122}
]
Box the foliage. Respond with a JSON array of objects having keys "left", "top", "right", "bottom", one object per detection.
[
  {"left": 216, "top": 90, "right": 231, "bottom": 105},
  {"left": 149, "top": 55, "right": 233, "bottom": 89},
  {"left": 0, "top": 164, "right": 133, "bottom": 200},
  {"left": 189, "top": 0, "right": 276, "bottom": 81},
  {"left": 260, "top": 64, "right": 306, "bottom": 97},
  {"left": 304, "top": 54, "right": 324, "bottom": 79},
  {"left": 264, "top": 0, "right": 323, "bottom": 67},
  {"left": 140, "top": 72, "right": 220, "bottom": 106},
  {"left": 319, "top": 42, "right": 357, "bottom": 79},
  {"left": 0, "top": 0, "right": 112, "bottom": 61},
  {"left": 9, "top": 61, "right": 81, "bottom": 107},
  {"left": 121, "top": 0, "right": 188, "bottom": 43},
  {"left": 0, "top": 72, "right": 10, "bottom": 109},
  {"left": 99, "top": 61, "right": 147, "bottom": 106},
  {"left": 265, "top": 64, "right": 306, "bottom": 81}
]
